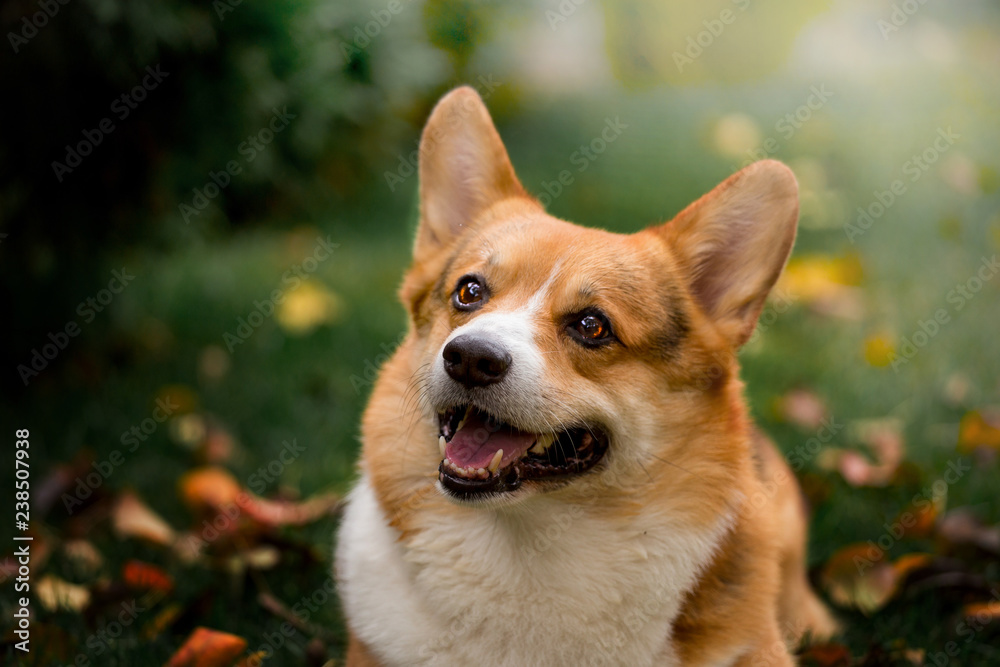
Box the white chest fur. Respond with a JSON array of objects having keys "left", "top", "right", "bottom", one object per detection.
[{"left": 336, "top": 476, "right": 732, "bottom": 667}]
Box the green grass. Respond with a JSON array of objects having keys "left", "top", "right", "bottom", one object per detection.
[{"left": 4, "top": 74, "right": 1000, "bottom": 665}]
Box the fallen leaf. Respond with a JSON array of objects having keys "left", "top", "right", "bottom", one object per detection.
[
  {"left": 123, "top": 559, "right": 174, "bottom": 593},
  {"left": 819, "top": 545, "right": 929, "bottom": 615},
  {"left": 171, "top": 413, "right": 209, "bottom": 450},
  {"left": 180, "top": 467, "right": 244, "bottom": 514},
  {"left": 864, "top": 333, "right": 896, "bottom": 368},
  {"left": 63, "top": 539, "right": 104, "bottom": 578},
  {"left": 200, "top": 423, "right": 237, "bottom": 464},
  {"left": 236, "top": 545, "right": 281, "bottom": 570},
  {"left": 798, "top": 642, "right": 852, "bottom": 667},
  {"left": 240, "top": 492, "right": 340, "bottom": 528},
  {"left": 36, "top": 575, "right": 91, "bottom": 612},
  {"left": 777, "top": 254, "right": 865, "bottom": 319},
  {"left": 936, "top": 508, "right": 1000, "bottom": 555},
  {"left": 156, "top": 384, "right": 199, "bottom": 415},
  {"left": 828, "top": 419, "right": 905, "bottom": 488},
  {"left": 142, "top": 602, "right": 183, "bottom": 641},
  {"left": 963, "top": 599, "right": 1000, "bottom": 621},
  {"left": 775, "top": 389, "right": 828, "bottom": 430},
  {"left": 112, "top": 491, "right": 176, "bottom": 546},
  {"left": 166, "top": 627, "right": 248, "bottom": 667},
  {"left": 276, "top": 281, "right": 342, "bottom": 335},
  {"left": 957, "top": 409, "right": 1000, "bottom": 453}
]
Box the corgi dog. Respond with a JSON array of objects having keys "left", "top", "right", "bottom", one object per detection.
[{"left": 336, "top": 87, "right": 838, "bottom": 666}]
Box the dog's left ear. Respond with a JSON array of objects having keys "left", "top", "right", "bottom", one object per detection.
[
  {"left": 656, "top": 160, "right": 798, "bottom": 347},
  {"left": 414, "top": 86, "right": 529, "bottom": 264}
]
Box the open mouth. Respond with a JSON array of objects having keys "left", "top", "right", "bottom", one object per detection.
[{"left": 436, "top": 405, "right": 609, "bottom": 500}]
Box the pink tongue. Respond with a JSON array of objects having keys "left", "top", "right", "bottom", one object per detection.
[{"left": 444, "top": 411, "right": 537, "bottom": 470}]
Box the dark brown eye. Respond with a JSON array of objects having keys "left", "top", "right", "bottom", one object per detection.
[
  {"left": 570, "top": 312, "right": 612, "bottom": 346},
  {"left": 453, "top": 277, "right": 486, "bottom": 310}
]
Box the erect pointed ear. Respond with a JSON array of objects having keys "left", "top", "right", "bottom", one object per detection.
[
  {"left": 656, "top": 160, "right": 799, "bottom": 347},
  {"left": 414, "top": 86, "right": 529, "bottom": 264}
]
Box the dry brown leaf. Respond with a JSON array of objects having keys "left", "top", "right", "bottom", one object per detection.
[
  {"left": 35, "top": 575, "right": 91, "bottom": 612},
  {"left": 798, "top": 642, "right": 852, "bottom": 667},
  {"left": 112, "top": 491, "right": 176, "bottom": 546},
  {"left": 165, "top": 626, "right": 248, "bottom": 667},
  {"left": 820, "top": 544, "right": 929, "bottom": 615},
  {"left": 936, "top": 508, "right": 1000, "bottom": 554}
]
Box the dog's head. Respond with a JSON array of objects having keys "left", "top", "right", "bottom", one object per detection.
[{"left": 398, "top": 87, "right": 798, "bottom": 508}]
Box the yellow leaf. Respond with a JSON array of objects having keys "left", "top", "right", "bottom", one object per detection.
[
  {"left": 864, "top": 333, "right": 896, "bottom": 367},
  {"left": 276, "top": 281, "right": 342, "bottom": 335},
  {"left": 957, "top": 409, "right": 1000, "bottom": 452},
  {"left": 36, "top": 575, "right": 91, "bottom": 612}
]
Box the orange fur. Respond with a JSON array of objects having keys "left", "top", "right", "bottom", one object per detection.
[{"left": 337, "top": 87, "right": 837, "bottom": 666}]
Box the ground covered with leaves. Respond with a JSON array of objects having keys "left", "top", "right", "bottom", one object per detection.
[{"left": 3, "top": 24, "right": 1000, "bottom": 666}]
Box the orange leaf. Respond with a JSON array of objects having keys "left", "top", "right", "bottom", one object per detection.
[
  {"left": 179, "top": 467, "right": 244, "bottom": 513},
  {"left": 957, "top": 409, "right": 1000, "bottom": 453},
  {"left": 963, "top": 600, "right": 1000, "bottom": 620},
  {"left": 123, "top": 559, "right": 174, "bottom": 593},
  {"left": 820, "top": 543, "right": 896, "bottom": 615},
  {"left": 165, "top": 627, "right": 248, "bottom": 667}
]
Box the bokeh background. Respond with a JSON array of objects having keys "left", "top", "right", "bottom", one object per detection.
[{"left": 2, "top": 0, "right": 999, "bottom": 664}]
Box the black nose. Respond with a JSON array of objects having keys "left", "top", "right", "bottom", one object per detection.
[{"left": 442, "top": 335, "right": 511, "bottom": 388}]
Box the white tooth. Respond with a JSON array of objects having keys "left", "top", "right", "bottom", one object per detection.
[
  {"left": 476, "top": 468, "right": 486, "bottom": 478},
  {"left": 456, "top": 407, "right": 469, "bottom": 432},
  {"left": 438, "top": 436, "right": 446, "bottom": 457},
  {"left": 488, "top": 449, "right": 503, "bottom": 474}
]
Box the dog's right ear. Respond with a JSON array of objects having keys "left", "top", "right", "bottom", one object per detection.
[{"left": 414, "top": 87, "right": 528, "bottom": 264}]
